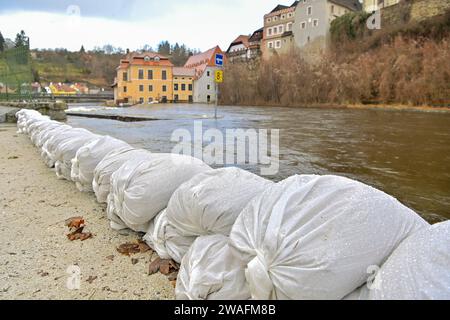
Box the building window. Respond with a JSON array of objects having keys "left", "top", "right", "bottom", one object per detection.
[
  {"left": 174, "top": 94, "right": 179, "bottom": 101},
  {"left": 181, "top": 84, "right": 186, "bottom": 91},
  {"left": 278, "top": 25, "right": 283, "bottom": 33},
  {"left": 174, "top": 83, "right": 179, "bottom": 91},
  {"left": 307, "top": 6, "right": 312, "bottom": 15},
  {"left": 139, "top": 85, "right": 143, "bottom": 92},
  {"left": 331, "top": 5, "right": 335, "bottom": 14},
  {"left": 268, "top": 41, "right": 274, "bottom": 49},
  {"left": 138, "top": 69, "right": 144, "bottom": 80},
  {"left": 275, "top": 40, "right": 281, "bottom": 49},
  {"left": 188, "top": 84, "right": 193, "bottom": 91},
  {"left": 207, "top": 85, "right": 211, "bottom": 90},
  {"left": 123, "top": 72, "right": 128, "bottom": 81},
  {"left": 273, "top": 16, "right": 277, "bottom": 21},
  {"left": 207, "top": 71, "right": 210, "bottom": 77},
  {"left": 162, "top": 70, "right": 167, "bottom": 80},
  {"left": 162, "top": 85, "right": 167, "bottom": 92},
  {"left": 267, "top": 18, "right": 271, "bottom": 23},
  {"left": 123, "top": 86, "right": 127, "bottom": 93},
  {"left": 301, "top": 22, "right": 306, "bottom": 29},
  {"left": 149, "top": 85, "right": 153, "bottom": 92},
  {"left": 313, "top": 19, "right": 319, "bottom": 27},
  {"left": 268, "top": 28, "right": 272, "bottom": 36},
  {"left": 148, "top": 97, "right": 153, "bottom": 103},
  {"left": 287, "top": 22, "right": 293, "bottom": 31},
  {"left": 307, "top": 36, "right": 311, "bottom": 42},
  {"left": 281, "top": 14, "right": 286, "bottom": 19},
  {"left": 139, "top": 97, "right": 144, "bottom": 103},
  {"left": 148, "top": 70, "right": 153, "bottom": 79}
]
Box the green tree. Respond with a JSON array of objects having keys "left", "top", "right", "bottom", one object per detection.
[
  {"left": 0, "top": 31, "right": 5, "bottom": 52},
  {"left": 15, "top": 30, "right": 27, "bottom": 48},
  {"left": 157, "top": 40, "right": 171, "bottom": 56}
]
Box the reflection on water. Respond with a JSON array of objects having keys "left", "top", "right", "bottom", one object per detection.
[{"left": 67, "top": 103, "right": 450, "bottom": 223}]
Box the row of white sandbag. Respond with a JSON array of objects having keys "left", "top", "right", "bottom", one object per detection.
[
  {"left": 16, "top": 110, "right": 449, "bottom": 300},
  {"left": 175, "top": 175, "right": 450, "bottom": 300}
]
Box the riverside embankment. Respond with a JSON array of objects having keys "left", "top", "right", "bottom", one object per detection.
[{"left": 0, "top": 124, "right": 174, "bottom": 300}]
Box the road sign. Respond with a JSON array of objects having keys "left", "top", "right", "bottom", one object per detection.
[
  {"left": 215, "top": 53, "right": 224, "bottom": 67},
  {"left": 215, "top": 70, "right": 223, "bottom": 83}
]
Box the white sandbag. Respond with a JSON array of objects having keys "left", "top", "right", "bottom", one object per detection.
[
  {"left": 93, "top": 147, "right": 152, "bottom": 203},
  {"left": 52, "top": 129, "right": 100, "bottom": 180},
  {"left": 229, "top": 175, "right": 429, "bottom": 300},
  {"left": 107, "top": 154, "right": 211, "bottom": 232},
  {"left": 71, "top": 136, "right": 130, "bottom": 192},
  {"left": 143, "top": 210, "right": 196, "bottom": 263},
  {"left": 345, "top": 221, "right": 450, "bottom": 300},
  {"left": 16, "top": 109, "right": 42, "bottom": 133},
  {"left": 30, "top": 121, "right": 61, "bottom": 146},
  {"left": 176, "top": 234, "right": 251, "bottom": 300},
  {"left": 167, "top": 167, "right": 273, "bottom": 237},
  {"left": 25, "top": 116, "right": 50, "bottom": 135},
  {"left": 40, "top": 125, "right": 73, "bottom": 166}
]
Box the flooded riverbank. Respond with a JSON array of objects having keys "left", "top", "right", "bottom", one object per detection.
[{"left": 67, "top": 103, "right": 450, "bottom": 223}]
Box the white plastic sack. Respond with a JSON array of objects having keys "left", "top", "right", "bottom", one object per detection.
[
  {"left": 143, "top": 210, "right": 196, "bottom": 263},
  {"left": 176, "top": 234, "right": 251, "bottom": 300},
  {"left": 25, "top": 116, "right": 50, "bottom": 135},
  {"left": 345, "top": 221, "right": 450, "bottom": 300},
  {"left": 40, "top": 125, "right": 73, "bottom": 165},
  {"left": 93, "top": 147, "right": 152, "bottom": 203},
  {"left": 229, "top": 175, "right": 429, "bottom": 300},
  {"left": 52, "top": 129, "right": 100, "bottom": 180},
  {"left": 30, "top": 121, "right": 61, "bottom": 146},
  {"left": 71, "top": 136, "right": 130, "bottom": 192},
  {"left": 107, "top": 154, "right": 211, "bottom": 232},
  {"left": 167, "top": 167, "right": 273, "bottom": 237},
  {"left": 16, "top": 109, "right": 42, "bottom": 133}
]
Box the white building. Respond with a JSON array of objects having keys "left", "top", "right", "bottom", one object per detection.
[{"left": 184, "top": 46, "right": 225, "bottom": 104}]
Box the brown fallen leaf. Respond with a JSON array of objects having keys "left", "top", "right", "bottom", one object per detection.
[
  {"left": 148, "top": 257, "right": 161, "bottom": 275},
  {"left": 67, "top": 227, "right": 93, "bottom": 241},
  {"left": 106, "top": 255, "right": 114, "bottom": 261},
  {"left": 131, "top": 258, "right": 139, "bottom": 265},
  {"left": 117, "top": 240, "right": 153, "bottom": 256},
  {"left": 65, "top": 217, "right": 85, "bottom": 230},
  {"left": 86, "top": 276, "right": 97, "bottom": 284}
]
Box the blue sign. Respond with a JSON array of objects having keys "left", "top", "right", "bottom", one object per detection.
[{"left": 215, "top": 53, "right": 224, "bottom": 66}]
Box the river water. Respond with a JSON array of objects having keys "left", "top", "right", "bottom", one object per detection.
[{"left": 67, "top": 103, "right": 450, "bottom": 223}]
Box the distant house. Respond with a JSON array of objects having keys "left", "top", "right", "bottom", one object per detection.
[
  {"left": 226, "top": 35, "right": 250, "bottom": 61},
  {"left": 184, "top": 46, "right": 225, "bottom": 104},
  {"left": 113, "top": 52, "right": 174, "bottom": 104},
  {"left": 293, "top": 0, "right": 362, "bottom": 56},
  {"left": 262, "top": 1, "right": 299, "bottom": 59},
  {"left": 173, "top": 67, "right": 195, "bottom": 103},
  {"left": 49, "top": 82, "right": 77, "bottom": 95},
  {"left": 363, "top": 0, "right": 400, "bottom": 12},
  {"left": 248, "top": 28, "right": 264, "bottom": 59}
]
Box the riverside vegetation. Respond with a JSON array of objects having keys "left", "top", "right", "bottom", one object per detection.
[{"left": 220, "top": 9, "right": 450, "bottom": 107}]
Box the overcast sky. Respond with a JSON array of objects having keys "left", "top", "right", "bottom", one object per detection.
[{"left": 0, "top": 0, "right": 290, "bottom": 52}]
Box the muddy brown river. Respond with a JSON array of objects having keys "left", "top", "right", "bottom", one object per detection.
[{"left": 67, "top": 103, "right": 450, "bottom": 223}]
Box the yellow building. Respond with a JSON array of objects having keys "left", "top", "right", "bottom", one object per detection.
[
  {"left": 113, "top": 52, "right": 174, "bottom": 104},
  {"left": 173, "top": 67, "right": 195, "bottom": 103}
]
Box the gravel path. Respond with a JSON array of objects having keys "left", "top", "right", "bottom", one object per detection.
[{"left": 0, "top": 124, "right": 175, "bottom": 300}]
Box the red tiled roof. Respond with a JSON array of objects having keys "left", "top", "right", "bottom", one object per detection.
[
  {"left": 184, "top": 46, "right": 224, "bottom": 79},
  {"left": 173, "top": 67, "right": 196, "bottom": 77},
  {"left": 117, "top": 52, "right": 173, "bottom": 69}
]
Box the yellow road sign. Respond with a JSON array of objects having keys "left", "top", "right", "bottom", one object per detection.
[{"left": 215, "top": 70, "right": 223, "bottom": 83}]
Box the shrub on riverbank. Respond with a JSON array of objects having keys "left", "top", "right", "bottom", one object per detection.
[{"left": 220, "top": 35, "right": 450, "bottom": 107}]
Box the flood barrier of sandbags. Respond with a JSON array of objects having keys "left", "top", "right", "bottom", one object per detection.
[
  {"left": 107, "top": 154, "right": 212, "bottom": 233},
  {"left": 228, "top": 175, "right": 429, "bottom": 300},
  {"left": 93, "top": 147, "right": 152, "bottom": 203},
  {"left": 145, "top": 168, "right": 274, "bottom": 263},
  {"left": 14, "top": 109, "right": 449, "bottom": 300},
  {"left": 71, "top": 136, "right": 131, "bottom": 192}
]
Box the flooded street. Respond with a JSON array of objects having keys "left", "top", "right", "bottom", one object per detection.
[{"left": 67, "top": 103, "right": 450, "bottom": 223}]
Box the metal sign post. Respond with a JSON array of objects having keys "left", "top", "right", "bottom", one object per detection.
[{"left": 214, "top": 53, "right": 224, "bottom": 120}]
